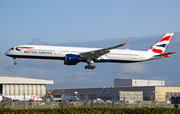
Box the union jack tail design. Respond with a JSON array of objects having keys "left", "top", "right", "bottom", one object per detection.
[
  {"left": 75, "top": 91, "right": 78, "bottom": 96},
  {"left": 47, "top": 92, "right": 54, "bottom": 100},
  {"left": 148, "top": 33, "right": 174, "bottom": 54}
]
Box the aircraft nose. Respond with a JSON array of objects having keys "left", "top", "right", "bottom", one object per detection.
[
  {"left": 5, "top": 51, "right": 9, "bottom": 56},
  {"left": 5, "top": 50, "right": 10, "bottom": 56}
]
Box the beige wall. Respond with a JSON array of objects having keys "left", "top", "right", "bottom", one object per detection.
[
  {"left": 154, "top": 87, "right": 180, "bottom": 101},
  {"left": 156, "top": 86, "right": 180, "bottom": 95},
  {"left": 3, "top": 84, "right": 46, "bottom": 97}
]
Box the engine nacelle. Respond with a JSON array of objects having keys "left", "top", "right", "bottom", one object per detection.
[{"left": 64, "top": 54, "right": 80, "bottom": 65}]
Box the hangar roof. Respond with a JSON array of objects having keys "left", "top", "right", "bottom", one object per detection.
[{"left": 0, "top": 74, "right": 54, "bottom": 84}]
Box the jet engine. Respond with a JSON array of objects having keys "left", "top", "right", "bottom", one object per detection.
[{"left": 64, "top": 54, "right": 80, "bottom": 65}]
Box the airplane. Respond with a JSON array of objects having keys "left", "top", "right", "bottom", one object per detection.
[
  {"left": 5, "top": 33, "right": 175, "bottom": 70},
  {"left": 47, "top": 90, "right": 79, "bottom": 102},
  {"left": 0, "top": 94, "right": 42, "bottom": 102},
  {"left": 47, "top": 92, "right": 61, "bottom": 102}
]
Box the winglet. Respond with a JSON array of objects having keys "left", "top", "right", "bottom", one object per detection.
[
  {"left": 110, "top": 39, "right": 129, "bottom": 49},
  {"left": 122, "top": 39, "right": 129, "bottom": 45}
]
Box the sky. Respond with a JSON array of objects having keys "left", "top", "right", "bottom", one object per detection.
[{"left": 0, "top": 0, "right": 180, "bottom": 89}]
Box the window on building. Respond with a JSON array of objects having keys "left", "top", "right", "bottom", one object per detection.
[
  {"left": 170, "top": 92, "right": 173, "bottom": 97},
  {"left": 174, "top": 92, "right": 177, "bottom": 96},
  {"left": 165, "top": 92, "right": 169, "bottom": 101},
  {"left": 178, "top": 93, "right": 180, "bottom": 97},
  {"left": 0, "top": 84, "right": 2, "bottom": 94}
]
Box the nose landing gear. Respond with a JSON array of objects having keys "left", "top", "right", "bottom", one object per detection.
[{"left": 13, "top": 57, "right": 17, "bottom": 65}]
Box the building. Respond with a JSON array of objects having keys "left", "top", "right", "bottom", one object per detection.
[
  {"left": 47, "top": 86, "right": 180, "bottom": 102},
  {"left": 119, "top": 91, "right": 143, "bottom": 101},
  {"left": 114, "top": 79, "right": 165, "bottom": 87},
  {"left": 0, "top": 74, "right": 53, "bottom": 97},
  {"left": 47, "top": 79, "right": 172, "bottom": 102}
]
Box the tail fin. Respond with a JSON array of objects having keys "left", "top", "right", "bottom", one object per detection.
[
  {"left": 75, "top": 91, "right": 78, "bottom": 96},
  {"left": 148, "top": 33, "right": 174, "bottom": 54},
  {"left": 62, "top": 89, "right": 64, "bottom": 95},
  {"left": 47, "top": 92, "right": 54, "bottom": 100},
  {"left": 75, "top": 91, "right": 82, "bottom": 101}
]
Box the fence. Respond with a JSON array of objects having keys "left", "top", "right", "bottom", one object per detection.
[
  {"left": 0, "top": 100, "right": 175, "bottom": 109},
  {"left": 0, "top": 94, "right": 177, "bottom": 109}
]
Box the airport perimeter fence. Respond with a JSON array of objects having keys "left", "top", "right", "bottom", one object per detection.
[
  {"left": 0, "top": 94, "right": 177, "bottom": 109},
  {"left": 0, "top": 100, "right": 175, "bottom": 109}
]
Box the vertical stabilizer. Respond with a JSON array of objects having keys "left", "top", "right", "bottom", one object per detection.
[
  {"left": 47, "top": 92, "right": 54, "bottom": 100},
  {"left": 62, "top": 89, "right": 65, "bottom": 95},
  {"left": 148, "top": 33, "right": 174, "bottom": 54},
  {"left": 75, "top": 91, "right": 78, "bottom": 96}
]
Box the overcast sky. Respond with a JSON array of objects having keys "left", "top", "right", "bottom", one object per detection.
[{"left": 0, "top": 1, "right": 180, "bottom": 89}]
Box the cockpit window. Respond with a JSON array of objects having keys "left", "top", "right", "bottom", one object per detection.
[{"left": 10, "top": 48, "right": 14, "bottom": 50}]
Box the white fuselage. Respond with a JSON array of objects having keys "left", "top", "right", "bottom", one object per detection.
[
  {"left": 50, "top": 94, "right": 79, "bottom": 102},
  {"left": 5, "top": 45, "right": 154, "bottom": 63},
  {"left": 1, "top": 95, "right": 42, "bottom": 102}
]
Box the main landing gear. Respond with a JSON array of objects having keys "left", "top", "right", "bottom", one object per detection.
[
  {"left": 13, "top": 57, "right": 17, "bottom": 65},
  {"left": 84, "top": 64, "right": 96, "bottom": 70},
  {"left": 84, "top": 58, "right": 96, "bottom": 70}
]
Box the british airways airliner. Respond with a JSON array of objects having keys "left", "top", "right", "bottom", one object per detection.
[
  {"left": 47, "top": 90, "right": 80, "bottom": 101},
  {"left": 5, "top": 33, "right": 175, "bottom": 70}
]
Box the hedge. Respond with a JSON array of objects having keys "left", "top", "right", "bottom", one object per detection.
[{"left": 0, "top": 107, "right": 180, "bottom": 114}]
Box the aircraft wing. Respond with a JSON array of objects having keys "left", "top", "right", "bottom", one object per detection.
[{"left": 80, "top": 39, "right": 129, "bottom": 60}]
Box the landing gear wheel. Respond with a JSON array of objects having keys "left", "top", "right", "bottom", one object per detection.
[
  {"left": 84, "top": 65, "right": 88, "bottom": 69},
  {"left": 14, "top": 62, "right": 17, "bottom": 65},
  {"left": 88, "top": 65, "right": 91, "bottom": 69},
  {"left": 84, "top": 65, "right": 96, "bottom": 70}
]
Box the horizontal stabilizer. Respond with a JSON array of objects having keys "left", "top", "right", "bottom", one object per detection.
[
  {"left": 148, "top": 52, "right": 175, "bottom": 60},
  {"left": 154, "top": 52, "right": 176, "bottom": 57}
]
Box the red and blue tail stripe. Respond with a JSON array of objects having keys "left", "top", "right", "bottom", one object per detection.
[{"left": 148, "top": 33, "right": 174, "bottom": 54}]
